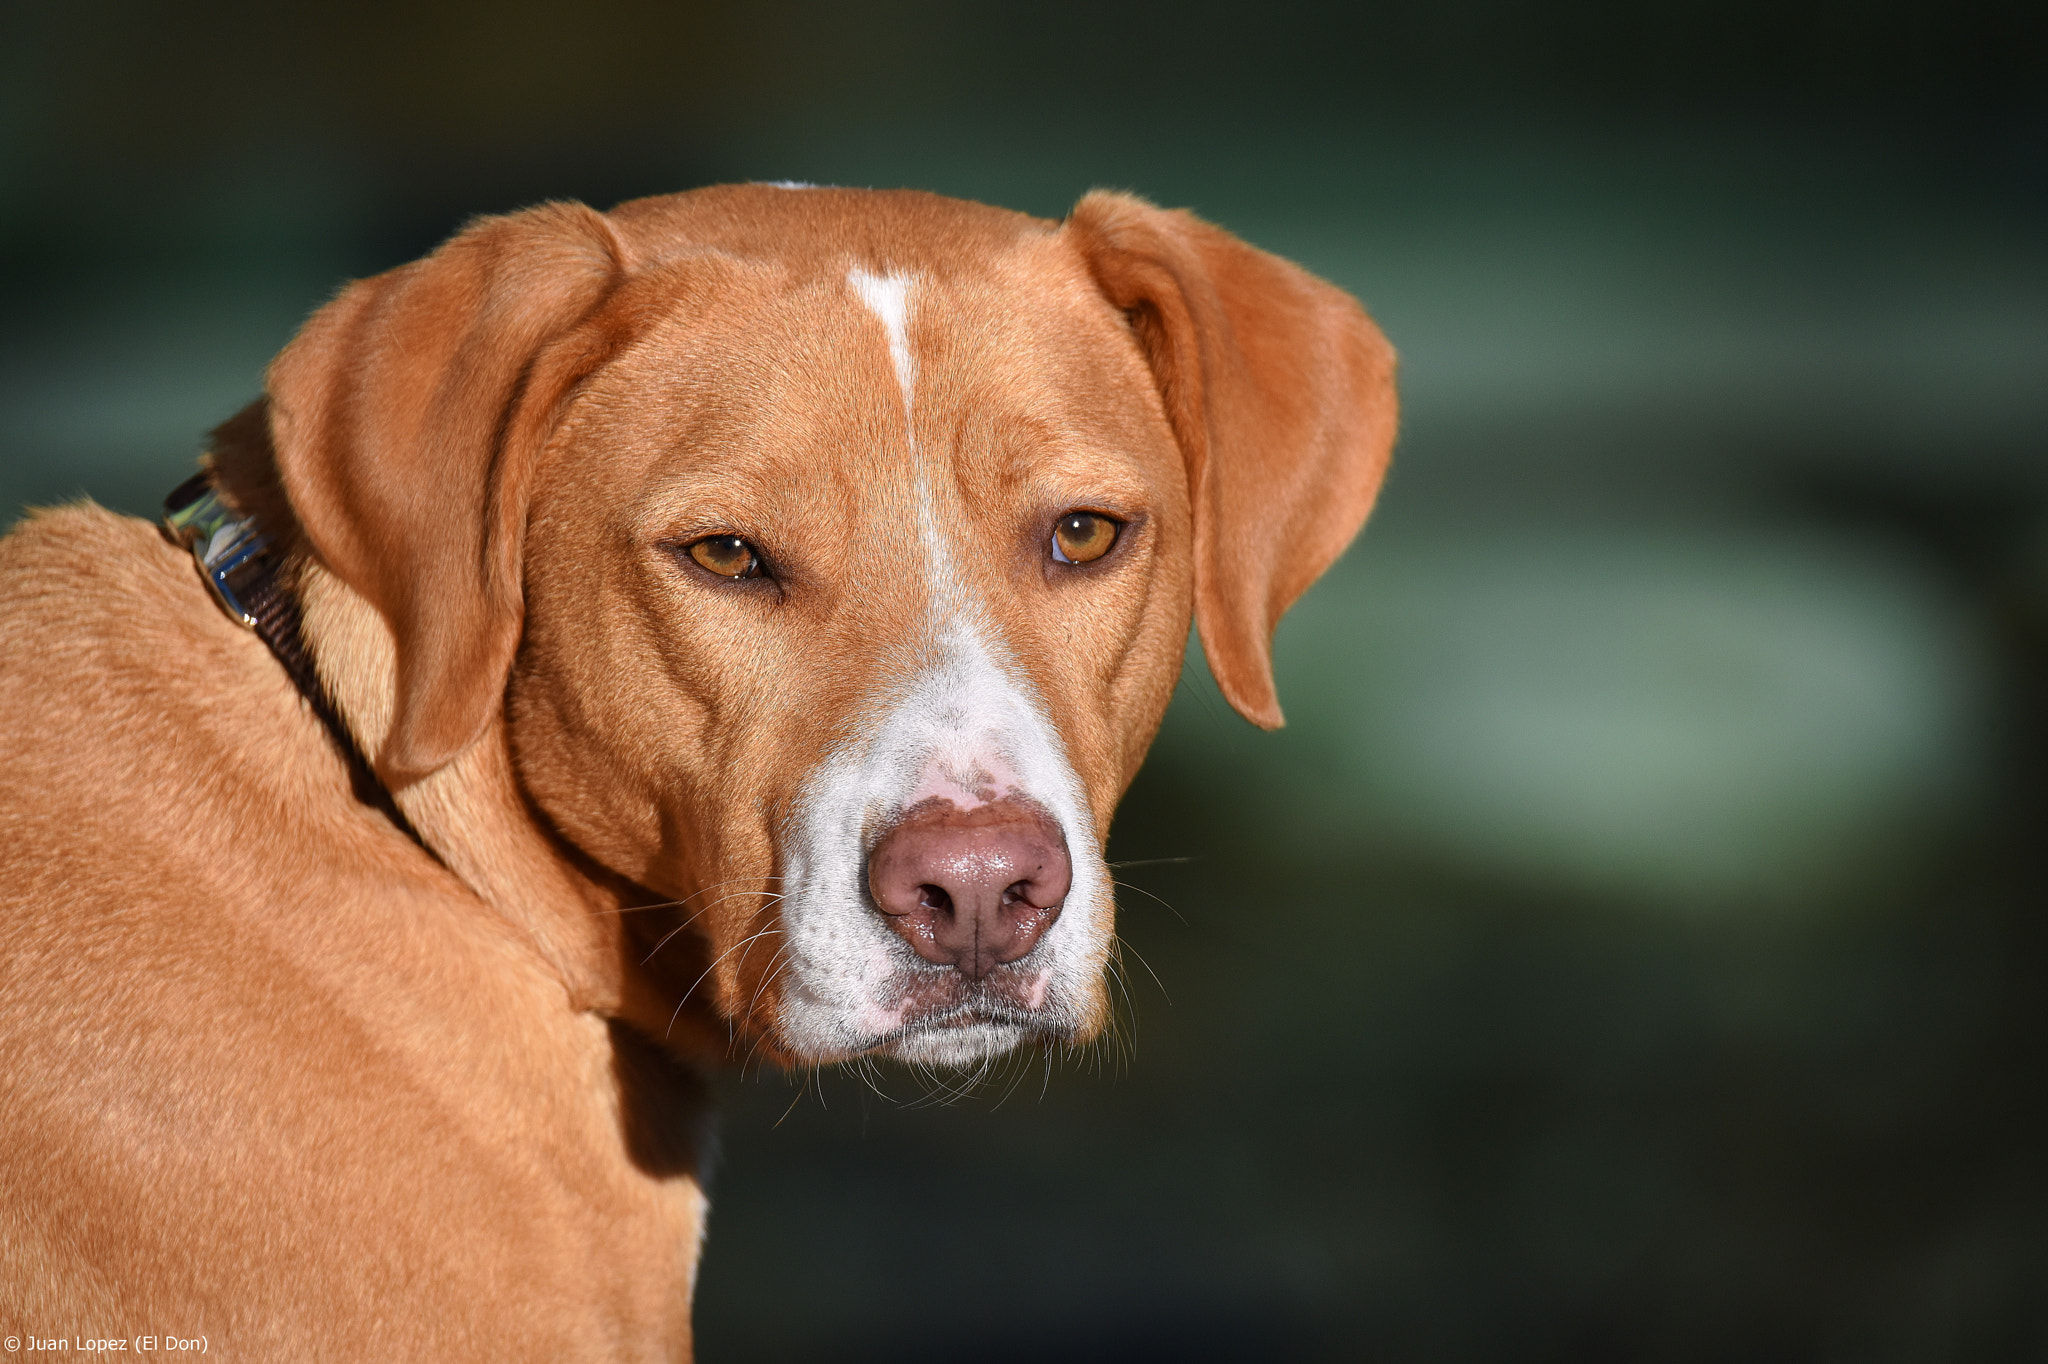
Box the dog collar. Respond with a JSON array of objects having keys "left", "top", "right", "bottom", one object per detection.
[
  {"left": 162, "top": 470, "right": 425, "bottom": 849},
  {"left": 162, "top": 468, "right": 331, "bottom": 750},
  {"left": 163, "top": 472, "right": 276, "bottom": 630}
]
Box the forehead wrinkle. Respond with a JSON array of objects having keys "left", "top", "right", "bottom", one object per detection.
[
  {"left": 912, "top": 360, "right": 1160, "bottom": 566},
  {"left": 610, "top": 269, "right": 916, "bottom": 467},
  {"left": 913, "top": 262, "right": 1164, "bottom": 445}
]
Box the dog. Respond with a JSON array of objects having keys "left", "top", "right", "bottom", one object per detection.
[{"left": 0, "top": 184, "right": 1395, "bottom": 1357}]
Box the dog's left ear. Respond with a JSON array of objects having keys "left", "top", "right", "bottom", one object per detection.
[
  {"left": 1064, "top": 191, "right": 1397, "bottom": 729},
  {"left": 265, "top": 201, "right": 628, "bottom": 783}
]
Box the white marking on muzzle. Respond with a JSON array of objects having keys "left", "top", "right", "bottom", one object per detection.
[{"left": 766, "top": 269, "right": 1114, "bottom": 1066}]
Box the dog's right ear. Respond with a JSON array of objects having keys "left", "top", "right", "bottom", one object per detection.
[
  {"left": 1065, "top": 192, "right": 1397, "bottom": 730},
  {"left": 266, "top": 202, "right": 627, "bottom": 785}
]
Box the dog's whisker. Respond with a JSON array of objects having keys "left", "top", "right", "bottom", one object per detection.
[
  {"left": 743, "top": 943, "right": 797, "bottom": 1024},
  {"left": 1111, "top": 933, "right": 1172, "bottom": 1005},
  {"left": 1110, "top": 877, "right": 1189, "bottom": 927},
  {"left": 585, "top": 877, "right": 788, "bottom": 918},
  {"left": 634, "top": 900, "right": 735, "bottom": 960},
  {"left": 738, "top": 1018, "right": 783, "bottom": 1079},
  {"left": 987, "top": 1047, "right": 1038, "bottom": 1112},
  {"left": 728, "top": 923, "right": 785, "bottom": 997},
  {"left": 771, "top": 1067, "right": 814, "bottom": 1129},
  {"left": 664, "top": 926, "right": 785, "bottom": 1038},
  {"left": 852, "top": 1055, "right": 894, "bottom": 1106},
  {"left": 641, "top": 890, "right": 784, "bottom": 966}
]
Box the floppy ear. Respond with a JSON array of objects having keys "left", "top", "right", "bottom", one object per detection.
[
  {"left": 1064, "top": 191, "right": 1397, "bottom": 728},
  {"left": 266, "top": 201, "right": 627, "bottom": 783}
]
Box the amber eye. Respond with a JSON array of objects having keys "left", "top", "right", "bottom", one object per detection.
[
  {"left": 1051, "top": 511, "right": 1120, "bottom": 565},
  {"left": 686, "top": 535, "right": 765, "bottom": 579}
]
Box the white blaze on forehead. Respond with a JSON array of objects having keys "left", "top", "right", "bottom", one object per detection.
[
  {"left": 847, "top": 267, "right": 917, "bottom": 417},
  {"left": 846, "top": 266, "right": 953, "bottom": 615}
]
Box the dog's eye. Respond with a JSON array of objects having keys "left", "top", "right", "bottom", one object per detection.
[
  {"left": 686, "top": 535, "right": 765, "bottom": 579},
  {"left": 1051, "top": 512, "right": 1120, "bottom": 565}
]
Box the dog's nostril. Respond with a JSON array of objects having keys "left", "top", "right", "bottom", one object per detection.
[
  {"left": 917, "top": 884, "right": 951, "bottom": 913},
  {"left": 1001, "top": 881, "right": 1029, "bottom": 907}
]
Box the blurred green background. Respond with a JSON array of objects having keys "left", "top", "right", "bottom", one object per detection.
[{"left": 5, "top": 1, "right": 2046, "bottom": 1358}]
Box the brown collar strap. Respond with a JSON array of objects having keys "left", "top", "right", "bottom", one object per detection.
[{"left": 162, "top": 471, "right": 425, "bottom": 848}]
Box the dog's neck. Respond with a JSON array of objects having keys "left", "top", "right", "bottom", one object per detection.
[
  {"left": 201, "top": 416, "right": 665, "bottom": 1029},
  {"left": 293, "top": 564, "right": 675, "bottom": 1021}
]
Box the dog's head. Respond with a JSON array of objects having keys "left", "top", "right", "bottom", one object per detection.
[{"left": 259, "top": 186, "right": 1394, "bottom": 1067}]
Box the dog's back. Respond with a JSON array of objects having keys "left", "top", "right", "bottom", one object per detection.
[{"left": 0, "top": 505, "right": 703, "bottom": 1356}]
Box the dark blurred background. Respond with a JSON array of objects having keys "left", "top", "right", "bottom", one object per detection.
[{"left": 5, "top": 1, "right": 2046, "bottom": 1358}]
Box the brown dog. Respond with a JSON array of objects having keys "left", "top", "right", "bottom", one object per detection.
[{"left": 0, "top": 185, "right": 1395, "bottom": 1357}]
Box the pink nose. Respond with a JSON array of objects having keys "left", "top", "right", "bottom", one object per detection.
[{"left": 867, "top": 798, "right": 1071, "bottom": 980}]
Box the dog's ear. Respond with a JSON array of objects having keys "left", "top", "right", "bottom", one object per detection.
[
  {"left": 1065, "top": 191, "right": 1397, "bottom": 729},
  {"left": 266, "top": 201, "right": 627, "bottom": 783}
]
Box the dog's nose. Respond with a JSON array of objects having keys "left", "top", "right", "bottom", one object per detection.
[{"left": 867, "top": 799, "right": 1071, "bottom": 980}]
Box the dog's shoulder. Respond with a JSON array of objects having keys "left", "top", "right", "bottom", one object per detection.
[
  {"left": 2, "top": 501, "right": 332, "bottom": 853},
  {"left": 0, "top": 499, "right": 262, "bottom": 725},
  {"left": 0, "top": 500, "right": 198, "bottom": 670},
  {"left": 0, "top": 501, "right": 455, "bottom": 940}
]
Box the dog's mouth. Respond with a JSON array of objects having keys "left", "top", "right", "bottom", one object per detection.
[
  {"left": 897, "top": 959, "right": 1053, "bottom": 1018},
  {"left": 851, "top": 963, "right": 1080, "bottom": 1062}
]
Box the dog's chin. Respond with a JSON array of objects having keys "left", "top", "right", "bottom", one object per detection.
[
  {"left": 882, "top": 1017, "right": 1034, "bottom": 1068},
  {"left": 755, "top": 1015, "right": 1046, "bottom": 1070}
]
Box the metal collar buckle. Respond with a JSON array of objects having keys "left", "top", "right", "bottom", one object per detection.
[{"left": 163, "top": 472, "right": 270, "bottom": 629}]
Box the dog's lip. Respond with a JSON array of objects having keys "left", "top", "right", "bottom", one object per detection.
[{"left": 924, "top": 1005, "right": 1026, "bottom": 1030}]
